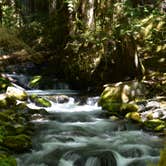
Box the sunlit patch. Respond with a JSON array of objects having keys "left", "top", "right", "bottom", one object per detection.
[{"left": 158, "top": 58, "right": 165, "bottom": 63}]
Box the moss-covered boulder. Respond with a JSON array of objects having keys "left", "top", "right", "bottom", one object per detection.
[
  {"left": 144, "top": 119, "right": 165, "bottom": 131},
  {"left": 0, "top": 153, "right": 17, "bottom": 166},
  {"left": 99, "top": 81, "right": 147, "bottom": 105},
  {"left": 30, "top": 94, "right": 51, "bottom": 107},
  {"left": 3, "top": 134, "right": 32, "bottom": 153},
  {"left": 125, "top": 112, "right": 142, "bottom": 122},
  {"left": 98, "top": 81, "right": 145, "bottom": 116},
  {"left": 6, "top": 86, "right": 28, "bottom": 101},
  {"left": 101, "top": 102, "right": 139, "bottom": 116}
]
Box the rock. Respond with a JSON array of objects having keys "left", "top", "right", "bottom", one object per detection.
[
  {"left": 145, "top": 101, "right": 160, "bottom": 109},
  {"left": 30, "top": 94, "right": 51, "bottom": 107},
  {"left": 109, "top": 115, "right": 119, "bottom": 121},
  {"left": 144, "top": 119, "right": 165, "bottom": 131},
  {"left": 47, "top": 95, "right": 69, "bottom": 104},
  {"left": 152, "top": 109, "right": 164, "bottom": 119},
  {"left": 3, "top": 134, "right": 32, "bottom": 153},
  {"left": 6, "top": 86, "right": 28, "bottom": 101},
  {"left": 98, "top": 81, "right": 146, "bottom": 116},
  {"left": 99, "top": 81, "right": 147, "bottom": 105},
  {"left": 125, "top": 112, "right": 142, "bottom": 122},
  {"left": 146, "top": 112, "right": 153, "bottom": 120}
]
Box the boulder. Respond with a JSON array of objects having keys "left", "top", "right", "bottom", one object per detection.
[
  {"left": 125, "top": 112, "right": 142, "bottom": 122},
  {"left": 98, "top": 81, "right": 145, "bottom": 116},
  {"left": 144, "top": 119, "right": 165, "bottom": 131},
  {"left": 47, "top": 95, "right": 69, "bottom": 103},
  {"left": 30, "top": 94, "right": 52, "bottom": 107},
  {"left": 6, "top": 86, "right": 28, "bottom": 101}
]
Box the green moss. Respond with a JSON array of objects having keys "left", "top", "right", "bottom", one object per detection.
[
  {"left": 3, "top": 134, "right": 32, "bottom": 153},
  {"left": 29, "top": 76, "right": 42, "bottom": 88},
  {"left": 144, "top": 119, "right": 165, "bottom": 131},
  {"left": 125, "top": 112, "right": 142, "bottom": 122},
  {"left": 0, "top": 154, "right": 17, "bottom": 166},
  {"left": 120, "top": 103, "right": 139, "bottom": 113},
  {"left": 30, "top": 95, "right": 51, "bottom": 107},
  {"left": 0, "top": 112, "right": 13, "bottom": 123}
]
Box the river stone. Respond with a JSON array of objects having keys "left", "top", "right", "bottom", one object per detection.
[
  {"left": 6, "top": 86, "right": 28, "bottom": 101},
  {"left": 145, "top": 101, "right": 160, "bottom": 109},
  {"left": 47, "top": 95, "right": 69, "bottom": 103},
  {"left": 3, "top": 134, "right": 32, "bottom": 153}
]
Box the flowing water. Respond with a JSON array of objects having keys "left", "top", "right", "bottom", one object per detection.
[{"left": 16, "top": 91, "right": 164, "bottom": 166}]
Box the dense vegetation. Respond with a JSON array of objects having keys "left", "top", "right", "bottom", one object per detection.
[{"left": 0, "top": 0, "right": 165, "bottom": 89}]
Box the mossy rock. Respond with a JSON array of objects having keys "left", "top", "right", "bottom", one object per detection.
[
  {"left": 98, "top": 86, "right": 122, "bottom": 106},
  {"left": 120, "top": 103, "right": 139, "bottom": 114},
  {"left": 102, "top": 102, "right": 121, "bottom": 114},
  {"left": 102, "top": 102, "right": 139, "bottom": 116},
  {"left": 0, "top": 154, "right": 17, "bottom": 166},
  {"left": 99, "top": 81, "right": 147, "bottom": 107},
  {"left": 30, "top": 95, "right": 51, "bottom": 107},
  {"left": 144, "top": 119, "right": 165, "bottom": 131},
  {"left": 99, "top": 81, "right": 145, "bottom": 117},
  {"left": 125, "top": 112, "right": 142, "bottom": 122},
  {"left": 3, "top": 134, "right": 32, "bottom": 153}
]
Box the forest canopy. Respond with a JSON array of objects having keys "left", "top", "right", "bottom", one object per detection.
[{"left": 0, "top": 0, "right": 165, "bottom": 88}]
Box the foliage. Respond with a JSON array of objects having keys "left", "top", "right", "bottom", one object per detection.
[
  {"left": 0, "top": 27, "right": 34, "bottom": 55},
  {"left": 0, "top": 126, "right": 6, "bottom": 143},
  {"left": 0, "top": 77, "right": 10, "bottom": 92},
  {"left": 0, "top": 0, "right": 165, "bottom": 86},
  {"left": 0, "top": 154, "right": 17, "bottom": 166}
]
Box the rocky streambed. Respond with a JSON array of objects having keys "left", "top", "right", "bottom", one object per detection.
[{"left": 0, "top": 76, "right": 166, "bottom": 165}]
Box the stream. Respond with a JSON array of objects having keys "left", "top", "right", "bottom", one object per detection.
[{"left": 16, "top": 91, "right": 164, "bottom": 166}]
